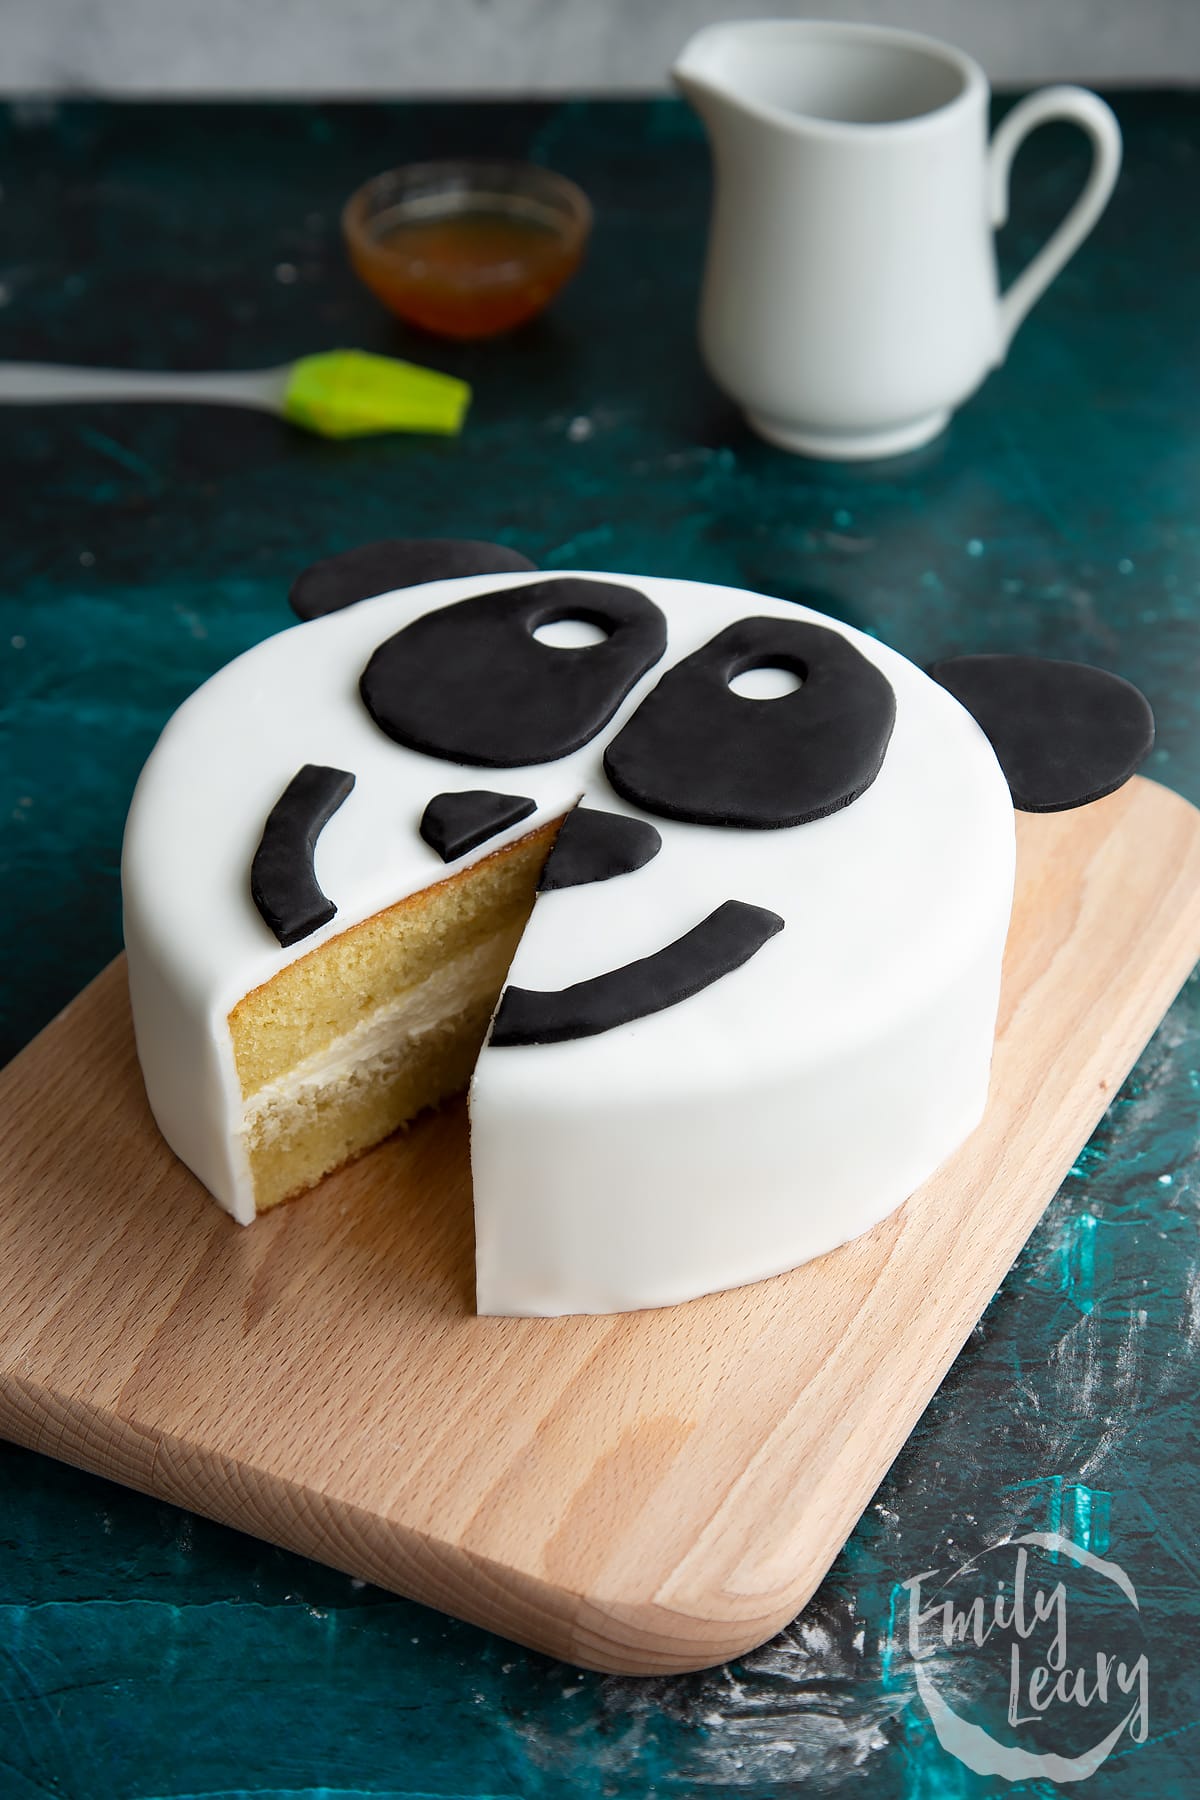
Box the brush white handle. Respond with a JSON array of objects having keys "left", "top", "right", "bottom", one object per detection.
[{"left": 0, "top": 362, "right": 293, "bottom": 412}]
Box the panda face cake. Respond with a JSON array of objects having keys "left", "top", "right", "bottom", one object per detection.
[{"left": 121, "top": 544, "right": 1154, "bottom": 1316}]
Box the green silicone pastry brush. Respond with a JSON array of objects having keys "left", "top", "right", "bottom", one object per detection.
[{"left": 0, "top": 349, "right": 471, "bottom": 438}]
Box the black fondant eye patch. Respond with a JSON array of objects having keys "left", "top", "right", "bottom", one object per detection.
[
  {"left": 490, "top": 899, "right": 783, "bottom": 1045},
  {"left": 420, "top": 789, "right": 536, "bottom": 862},
  {"left": 360, "top": 577, "right": 668, "bottom": 768},
  {"left": 251, "top": 764, "right": 355, "bottom": 946},
  {"left": 289, "top": 538, "right": 536, "bottom": 621},
  {"left": 603, "top": 618, "right": 896, "bottom": 828},
  {"left": 930, "top": 654, "right": 1155, "bottom": 812},
  {"left": 538, "top": 806, "right": 661, "bottom": 891}
]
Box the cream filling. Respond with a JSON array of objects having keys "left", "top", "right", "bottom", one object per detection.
[{"left": 241, "top": 932, "right": 511, "bottom": 1146}]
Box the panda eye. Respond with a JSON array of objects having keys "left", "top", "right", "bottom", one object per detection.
[
  {"left": 360, "top": 577, "right": 667, "bottom": 768},
  {"left": 603, "top": 616, "right": 896, "bottom": 828}
]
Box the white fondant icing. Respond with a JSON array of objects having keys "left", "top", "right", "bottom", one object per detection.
[{"left": 122, "top": 572, "right": 1016, "bottom": 1312}]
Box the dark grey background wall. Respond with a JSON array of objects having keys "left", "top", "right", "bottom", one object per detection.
[{"left": 5, "top": 0, "right": 1200, "bottom": 92}]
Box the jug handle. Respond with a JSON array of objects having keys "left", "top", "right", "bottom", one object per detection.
[{"left": 989, "top": 86, "right": 1122, "bottom": 355}]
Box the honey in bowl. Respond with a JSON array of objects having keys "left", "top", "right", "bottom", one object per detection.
[{"left": 343, "top": 162, "right": 592, "bottom": 341}]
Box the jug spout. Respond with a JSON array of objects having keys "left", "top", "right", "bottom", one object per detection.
[
  {"left": 672, "top": 20, "right": 806, "bottom": 136},
  {"left": 672, "top": 23, "right": 749, "bottom": 131}
]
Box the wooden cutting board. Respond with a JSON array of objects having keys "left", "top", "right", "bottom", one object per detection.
[{"left": 2, "top": 774, "right": 1199, "bottom": 1676}]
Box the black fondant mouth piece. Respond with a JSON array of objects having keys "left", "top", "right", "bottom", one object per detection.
[
  {"left": 537, "top": 805, "right": 662, "bottom": 890},
  {"left": 490, "top": 899, "right": 784, "bottom": 1045},
  {"left": 929, "top": 653, "right": 1155, "bottom": 812},
  {"left": 420, "top": 789, "right": 537, "bottom": 862},
  {"left": 251, "top": 763, "right": 356, "bottom": 947},
  {"left": 289, "top": 538, "right": 537, "bottom": 621}
]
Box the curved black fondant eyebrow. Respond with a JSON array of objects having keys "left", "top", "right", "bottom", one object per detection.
[
  {"left": 490, "top": 899, "right": 783, "bottom": 1045},
  {"left": 361, "top": 576, "right": 668, "bottom": 767},
  {"left": 420, "top": 789, "right": 537, "bottom": 862},
  {"left": 929, "top": 654, "right": 1155, "bottom": 812},
  {"left": 251, "top": 764, "right": 355, "bottom": 947},
  {"left": 537, "top": 805, "right": 661, "bottom": 891},
  {"left": 604, "top": 617, "right": 896, "bottom": 828},
  {"left": 289, "top": 538, "right": 537, "bottom": 621}
]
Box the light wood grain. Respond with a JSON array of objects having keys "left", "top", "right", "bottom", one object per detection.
[{"left": 2, "top": 775, "right": 1200, "bottom": 1674}]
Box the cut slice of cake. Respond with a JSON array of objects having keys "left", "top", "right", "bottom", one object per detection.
[{"left": 229, "top": 820, "right": 559, "bottom": 1212}]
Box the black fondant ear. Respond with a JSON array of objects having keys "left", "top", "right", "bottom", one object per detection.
[
  {"left": 929, "top": 655, "right": 1154, "bottom": 813},
  {"left": 289, "top": 539, "right": 536, "bottom": 621}
]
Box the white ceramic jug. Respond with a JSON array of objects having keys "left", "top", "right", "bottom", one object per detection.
[{"left": 674, "top": 20, "right": 1122, "bottom": 459}]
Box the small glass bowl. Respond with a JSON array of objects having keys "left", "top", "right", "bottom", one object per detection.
[{"left": 341, "top": 160, "right": 593, "bottom": 340}]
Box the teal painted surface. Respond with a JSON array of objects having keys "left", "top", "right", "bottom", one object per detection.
[{"left": 1, "top": 94, "right": 1198, "bottom": 1797}]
